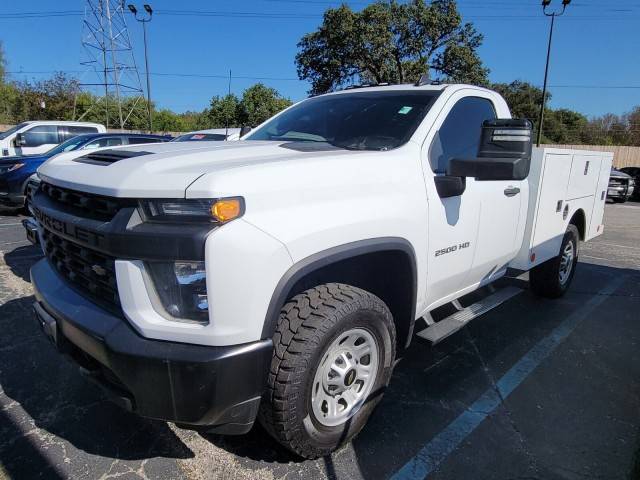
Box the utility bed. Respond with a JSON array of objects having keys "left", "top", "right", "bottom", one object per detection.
[{"left": 511, "top": 147, "right": 613, "bottom": 270}]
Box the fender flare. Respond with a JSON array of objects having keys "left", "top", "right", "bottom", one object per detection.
[{"left": 260, "top": 237, "right": 418, "bottom": 342}]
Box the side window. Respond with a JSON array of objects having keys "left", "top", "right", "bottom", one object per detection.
[
  {"left": 83, "top": 137, "right": 122, "bottom": 149},
  {"left": 22, "top": 125, "right": 59, "bottom": 147},
  {"left": 127, "top": 136, "right": 160, "bottom": 144},
  {"left": 59, "top": 126, "right": 99, "bottom": 142},
  {"left": 429, "top": 97, "right": 497, "bottom": 173}
]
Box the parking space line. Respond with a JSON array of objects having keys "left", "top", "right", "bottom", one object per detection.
[{"left": 391, "top": 275, "right": 627, "bottom": 480}]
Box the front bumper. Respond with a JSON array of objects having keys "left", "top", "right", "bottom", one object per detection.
[
  {"left": 0, "top": 191, "right": 25, "bottom": 207},
  {"left": 31, "top": 258, "right": 273, "bottom": 434}
]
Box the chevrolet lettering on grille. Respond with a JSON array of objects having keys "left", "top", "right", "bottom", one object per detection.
[{"left": 33, "top": 206, "right": 105, "bottom": 248}]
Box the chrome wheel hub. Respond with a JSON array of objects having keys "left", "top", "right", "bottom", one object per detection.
[
  {"left": 559, "top": 241, "right": 574, "bottom": 285},
  {"left": 311, "top": 328, "right": 379, "bottom": 427}
]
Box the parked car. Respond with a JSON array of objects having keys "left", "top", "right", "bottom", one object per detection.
[
  {"left": 172, "top": 128, "right": 241, "bottom": 142},
  {"left": 28, "top": 83, "right": 612, "bottom": 459},
  {"left": 619, "top": 167, "right": 640, "bottom": 200},
  {"left": 0, "top": 121, "right": 106, "bottom": 157},
  {"left": 607, "top": 167, "right": 635, "bottom": 203},
  {"left": 0, "top": 132, "right": 170, "bottom": 209}
]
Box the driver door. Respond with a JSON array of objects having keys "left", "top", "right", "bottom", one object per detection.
[{"left": 422, "top": 93, "right": 522, "bottom": 308}]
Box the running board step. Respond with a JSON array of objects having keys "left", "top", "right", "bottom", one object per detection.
[{"left": 416, "top": 286, "right": 523, "bottom": 344}]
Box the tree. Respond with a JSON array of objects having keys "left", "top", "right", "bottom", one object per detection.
[
  {"left": 239, "top": 84, "right": 292, "bottom": 126},
  {"left": 208, "top": 94, "right": 241, "bottom": 128},
  {"left": 295, "top": 0, "right": 488, "bottom": 94},
  {"left": 203, "top": 84, "right": 292, "bottom": 128},
  {"left": 491, "top": 80, "right": 547, "bottom": 124}
]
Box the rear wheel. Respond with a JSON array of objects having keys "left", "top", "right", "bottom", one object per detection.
[
  {"left": 530, "top": 224, "right": 579, "bottom": 298},
  {"left": 259, "top": 283, "right": 395, "bottom": 459}
]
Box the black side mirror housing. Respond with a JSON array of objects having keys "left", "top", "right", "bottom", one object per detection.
[
  {"left": 434, "top": 175, "right": 466, "bottom": 198},
  {"left": 239, "top": 126, "right": 252, "bottom": 137},
  {"left": 14, "top": 133, "right": 26, "bottom": 147},
  {"left": 448, "top": 119, "right": 532, "bottom": 181}
]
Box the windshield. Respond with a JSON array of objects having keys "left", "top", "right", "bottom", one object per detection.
[
  {"left": 0, "top": 122, "right": 29, "bottom": 140},
  {"left": 44, "top": 135, "right": 91, "bottom": 156},
  {"left": 246, "top": 90, "right": 440, "bottom": 151},
  {"left": 173, "top": 133, "right": 228, "bottom": 142}
]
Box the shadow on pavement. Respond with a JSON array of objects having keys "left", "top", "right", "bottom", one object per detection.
[
  {"left": 3, "top": 244, "right": 42, "bottom": 282},
  {"left": 195, "top": 262, "right": 640, "bottom": 479},
  {"left": 0, "top": 293, "right": 194, "bottom": 479},
  {"left": 1, "top": 251, "right": 638, "bottom": 479}
]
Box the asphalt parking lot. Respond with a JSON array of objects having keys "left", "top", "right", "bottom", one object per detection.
[{"left": 0, "top": 202, "right": 639, "bottom": 480}]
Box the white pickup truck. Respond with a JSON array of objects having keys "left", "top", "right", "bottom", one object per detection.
[{"left": 28, "top": 83, "right": 612, "bottom": 459}]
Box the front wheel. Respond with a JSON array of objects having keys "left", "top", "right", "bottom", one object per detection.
[
  {"left": 530, "top": 224, "right": 579, "bottom": 298},
  {"left": 258, "top": 283, "right": 396, "bottom": 459}
]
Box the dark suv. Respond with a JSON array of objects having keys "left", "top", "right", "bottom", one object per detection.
[{"left": 620, "top": 167, "right": 640, "bottom": 201}]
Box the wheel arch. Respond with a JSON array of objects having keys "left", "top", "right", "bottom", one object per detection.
[
  {"left": 569, "top": 208, "right": 586, "bottom": 240},
  {"left": 261, "top": 237, "right": 418, "bottom": 355}
]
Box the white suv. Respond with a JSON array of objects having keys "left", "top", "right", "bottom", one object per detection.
[{"left": 0, "top": 121, "right": 106, "bottom": 157}]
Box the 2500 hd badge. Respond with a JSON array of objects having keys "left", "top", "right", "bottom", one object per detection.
[{"left": 435, "top": 241, "right": 471, "bottom": 257}]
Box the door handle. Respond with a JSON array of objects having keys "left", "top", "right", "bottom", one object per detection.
[{"left": 504, "top": 187, "right": 520, "bottom": 197}]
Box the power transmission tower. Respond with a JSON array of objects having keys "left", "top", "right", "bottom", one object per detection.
[{"left": 75, "top": 0, "right": 146, "bottom": 130}]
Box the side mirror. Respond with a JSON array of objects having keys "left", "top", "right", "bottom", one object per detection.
[
  {"left": 448, "top": 119, "right": 532, "bottom": 181},
  {"left": 14, "top": 133, "right": 26, "bottom": 147},
  {"left": 239, "top": 125, "right": 252, "bottom": 137},
  {"left": 434, "top": 175, "right": 466, "bottom": 198}
]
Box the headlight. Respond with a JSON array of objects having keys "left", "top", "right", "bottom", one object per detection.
[
  {"left": 0, "top": 163, "right": 25, "bottom": 174},
  {"left": 139, "top": 198, "right": 244, "bottom": 224},
  {"left": 147, "top": 261, "right": 208, "bottom": 323}
]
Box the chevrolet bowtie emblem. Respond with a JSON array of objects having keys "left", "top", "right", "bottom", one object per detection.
[{"left": 91, "top": 265, "right": 107, "bottom": 276}]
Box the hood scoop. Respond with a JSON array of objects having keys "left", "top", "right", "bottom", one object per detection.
[{"left": 74, "top": 149, "right": 152, "bottom": 166}]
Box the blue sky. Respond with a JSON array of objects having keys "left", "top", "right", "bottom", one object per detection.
[{"left": 1, "top": 0, "right": 638, "bottom": 118}]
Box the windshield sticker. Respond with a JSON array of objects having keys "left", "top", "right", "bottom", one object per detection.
[
  {"left": 398, "top": 106, "right": 413, "bottom": 115},
  {"left": 191, "top": 134, "right": 206, "bottom": 139}
]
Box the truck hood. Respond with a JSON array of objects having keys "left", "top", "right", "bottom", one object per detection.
[{"left": 37, "top": 140, "right": 364, "bottom": 198}]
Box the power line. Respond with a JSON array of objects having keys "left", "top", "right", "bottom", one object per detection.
[
  {"left": 6, "top": 71, "right": 640, "bottom": 90},
  {"left": 0, "top": 9, "right": 637, "bottom": 21}
]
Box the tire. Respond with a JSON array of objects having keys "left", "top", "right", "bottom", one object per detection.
[
  {"left": 612, "top": 197, "right": 627, "bottom": 204},
  {"left": 258, "top": 283, "right": 396, "bottom": 459},
  {"left": 530, "top": 224, "right": 579, "bottom": 299}
]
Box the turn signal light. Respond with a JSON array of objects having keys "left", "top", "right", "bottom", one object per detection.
[{"left": 211, "top": 198, "right": 243, "bottom": 222}]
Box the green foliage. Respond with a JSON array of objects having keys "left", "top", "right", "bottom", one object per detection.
[
  {"left": 491, "top": 80, "right": 639, "bottom": 146},
  {"left": 207, "top": 94, "right": 241, "bottom": 128},
  {"left": 238, "top": 84, "right": 292, "bottom": 126},
  {"left": 204, "top": 83, "right": 292, "bottom": 128},
  {"left": 295, "top": 0, "right": 489, "bottom": 94}
]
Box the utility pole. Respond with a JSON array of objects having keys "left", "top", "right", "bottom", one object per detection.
[
  {"left": 225, "top": 70, "right": 231, "bottom": 138},
  {"left": 128, "top": 4, "right": 154, "bottom": 132},
  {"left": 537, "top": 0, "right": 571, "bottom": 147},
  {"left": 78, "top": 0, "right": 146, "bottom": 130}
]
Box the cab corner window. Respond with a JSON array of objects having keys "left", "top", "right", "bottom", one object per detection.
[{"left": 430, "top": 97, "right": 496, "bottom": 173}]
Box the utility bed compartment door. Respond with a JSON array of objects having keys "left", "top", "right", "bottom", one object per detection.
[
  {"left": 567, "top": 154, "right": 601, "bottom": 200},
  {"left": 530, "top": 153, "right": 572, "bottom": 262},
  {"left": 587, "top": 154, "right": 613, "bottom": 240}
]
